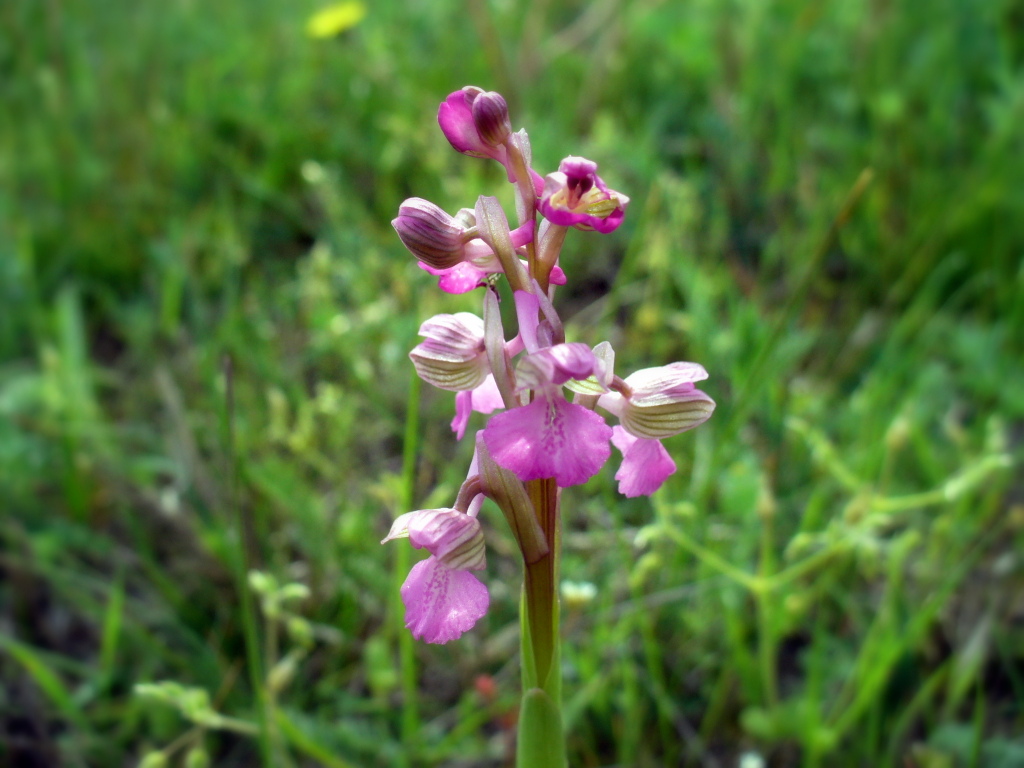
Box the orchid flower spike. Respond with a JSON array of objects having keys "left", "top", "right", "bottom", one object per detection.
[
  {"left": 539, "top": 156, "right": 630, "bottom": 234},
  {"left": 382, "top": 508, "right": 489, "bottom": 644}
]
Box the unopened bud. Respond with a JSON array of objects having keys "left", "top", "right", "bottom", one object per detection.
[
  {"left": 470, "top": 90, "right": 511, "bottom": 147},
  {"left": 392, "top": 198, "right": 470, "bottom": 270}
]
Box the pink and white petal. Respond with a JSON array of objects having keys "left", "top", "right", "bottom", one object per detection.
[
  {"left": 381, "top": 510, "right": 424, "bottom": 544},
  {"left": 612, "top": 426, "right": 677, "bottom": 498},
  {"left": 406, "top": 508, "right": 482, "bottom": 564},
  {"left": 625, "top": 362, "right": 710, "bottom": 398},
  {"left": 401, "top": 557, "right": 489, "bottom": 644},
  {"left": 483, "top": 397, "right": 612, "bottom": 487}
]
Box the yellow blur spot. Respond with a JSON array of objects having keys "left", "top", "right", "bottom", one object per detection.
[{"left": 306, "top": 1, "right": 367, "bottom": 38}]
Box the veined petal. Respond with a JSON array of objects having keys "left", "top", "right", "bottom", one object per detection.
[
  {"left": 409, "top": 313, "right": 489, "bottom": 391},
  {"left": 393, "top": 198, "right": 470, "bottom": 269},
  {"left": 483, "top": 395, "right": 612, "bottom": 487},
  {"left": 381, "top": 510, "right": 420, "bottom": 544},
  {"left": 407, "top": 508, "right": 486, "bottom": 570},
  {"left": 620, "top": 388, "right": 716, "bottom": 439},
  {"left": 615, "top": 361, "right": 716, "bottom": 439},
  {"left": 624, "top": 362, "right": 709, "bottom": 400},
  {"left": 401, "top": 557, "right": 489, "bottom": 644}
]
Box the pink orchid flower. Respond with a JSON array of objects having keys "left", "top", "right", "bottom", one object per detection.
[
  {"left": 598, "top": 362, "right": 716, "bottom": 495},
  {"left": 483, "top": 342, "right": 613, "bottom": 487},
  {"left": 382, "top": 508, "right": 489, "bottom": 644},
  {"left": 539, "top": 156, "right": 630, "bottom": 234}
]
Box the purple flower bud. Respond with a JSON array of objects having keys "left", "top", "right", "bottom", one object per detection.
[
  {"left": 539, "top": 156, "right": 630, "bottom": 234},
  {"left": 438, "top": 87, "right": 511, "bottom": 160},
  {"left": 470, "top": 90, "right": 512, "bottom": 147},
  {"left": 392, "top": 198, "right": 471, "bottom": 270}
]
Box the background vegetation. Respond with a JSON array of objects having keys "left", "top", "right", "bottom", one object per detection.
[{"left": 2, "top": 0, "right": 1022, "bottom": 765}]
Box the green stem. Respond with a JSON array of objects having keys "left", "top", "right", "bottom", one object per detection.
[
  {"left": 756, "top": 510, "right": 779, "bottom": 707},
  {"left": 517, "top": 477, "right": 567, "bottom": 768},
  {"left": 523, "top": 477, "right": 559, "bottom": 689},
  {"left": 221, "top": 355, "right": 272, "bottom": 767},
  {"left": 394, "top": 373, "right": 422, "bottom": 765}
]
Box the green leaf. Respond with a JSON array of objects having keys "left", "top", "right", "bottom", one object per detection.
[{"left": 516, "top": 688, "right": 567, "bottom": 768}]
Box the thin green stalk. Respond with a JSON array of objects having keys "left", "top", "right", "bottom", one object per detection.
[
  {"left": 756, "top": 509, "right": 779, "bottom": 707},
  {"left": 221, "top": 355, "right": 272, "bottom": 767},
  {"left": 662, "top": 524, "right": 759, "bottom": 591},
  {"left": 394, "top": 372, "right": 422, "bottom": 764}
]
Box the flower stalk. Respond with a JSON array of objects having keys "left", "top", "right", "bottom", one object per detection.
[{"left": 382, "top": 86, "right": 715, "bottom": 764}]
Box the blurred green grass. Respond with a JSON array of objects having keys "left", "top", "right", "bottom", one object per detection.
[{"left": 1, "top": 0, "right": 1023, "bottom": 765}]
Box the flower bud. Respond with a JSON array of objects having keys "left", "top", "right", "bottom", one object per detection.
[
  {"left": 392, "top": 198, "right": 470, "bottom": 270},
  {"left": 470, "top": 90, "right": 511, "bottom": 147},
  {"left": 438, "top": 87, "right": 511, "bottom": 160}
]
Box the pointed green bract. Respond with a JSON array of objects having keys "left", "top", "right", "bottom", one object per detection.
[{"left": 516, "top": 688, "right": 567, "bottom": 768}]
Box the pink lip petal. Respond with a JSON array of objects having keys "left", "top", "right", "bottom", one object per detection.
[
  {"left": 401, "top": 557, "right": 489, "bottom": 644},
  {"left": 483, "top": 396, "right": 612, "bottom": 487},
  {"left": 611, "top": 425, "right": 677, "bottom": 497}
]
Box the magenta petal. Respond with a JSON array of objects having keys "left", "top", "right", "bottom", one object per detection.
[
  {"left": 438, "top": 91, "right": 486, "bottom": 155},
  {"left": 401, "top": 557, "right": 489, "bottom": 644},
  {"left": 483, "top": 397, "right": 612, "bottom": 487},
  {"left": 515, "top": 343, "right": 597, "bottom": 391},
  {"left": 611, "top": 426, "right": 676, "bottom": 497},
  {"left": 437, "top": 262, "right": 487, "bottom": 294}
]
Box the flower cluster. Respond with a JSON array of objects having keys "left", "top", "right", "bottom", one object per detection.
[{"left": 384, "top": 86, "right": 715, "bottom": 643}]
